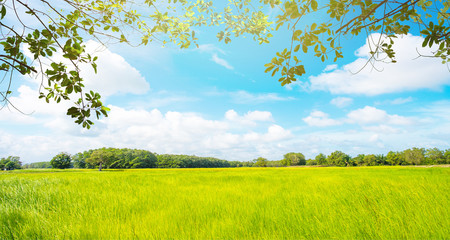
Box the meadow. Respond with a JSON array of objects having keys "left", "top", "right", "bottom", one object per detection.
[{"left": 0, "top": 167, "right": 449, "bottom": 239}]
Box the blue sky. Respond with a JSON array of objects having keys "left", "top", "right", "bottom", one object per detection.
[{"left": 1, "top": 4, "right": 449, "bottom": 163}]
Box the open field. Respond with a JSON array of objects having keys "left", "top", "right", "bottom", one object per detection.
[{"left": 1, "top": 167, "right": 449, "bottom": 239}]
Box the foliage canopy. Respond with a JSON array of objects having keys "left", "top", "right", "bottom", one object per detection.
[{"left": 1, "top": 0, "right": 449, "bottom": 127}]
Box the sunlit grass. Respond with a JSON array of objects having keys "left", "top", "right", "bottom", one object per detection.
[{"left": 1, "top": 167, "right": 449, "bottom": 239}]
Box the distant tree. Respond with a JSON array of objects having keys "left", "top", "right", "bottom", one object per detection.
[
  {"left": 445, "top": 149, "right": 450, "bottom": 164},
  {"left": 386, "top": 151, "right": 405, "bottom": 165},
  {"left": 132, "top": 152, "right": 156, "bottom": 168},
  {"left": 253, "top": 157, "right": 268, "bottom": 167},
  {"left": 425, "top": 148, "right": 445, "bottom": 165},
  {"left": 353, "top": 154, "right": 365, "bottom": 166},
  {"left": 267, "top": 160, "right": 283, "bottom": 167},
  {"left": 282, "top": 152, "right": 306, "bottom": 166},
  {"left": 241, "top": 161, "right": 254, "bottom": 167},
  {"left": 50, "top": 152, "right": 72, "bottom": 169},
  {"left": 403, "top": 148, "right": 426, "bottom": 165},
  {"left": 22, "top": 161, "right": 52, "bottom": 169},
  {"left": 364, "top": 154, "right": 377, "bottom": 166},
  {"left": 0, "top": 156, "right": 22, "bottom": 170},
  {"left": 375, "top": 154, "right": 387, "bottom": 166},
  {"left": 86, "top": 148, "right": 113, "bottom": 171},
  {"left": 306, "top": 159, "right": 317, "bottom": 166},
  {"left": 156, "top": 154, "right": 182, "bottom": 168},
  {"left": 72, "top": 150, "right": 93, "bottom": 168},
  {"left": 327, "top": 151, "right": 350, "bottom": 167},
  {"left": 315, "top": 153, "right": 328, "bottom": 166}
]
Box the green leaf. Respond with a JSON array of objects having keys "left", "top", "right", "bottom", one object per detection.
[
  {"left": 1, "top": 5, "right": 6, "bottom": 19},
  {"left": 311, "top": 0, "right": 318, "bottom": 11}
]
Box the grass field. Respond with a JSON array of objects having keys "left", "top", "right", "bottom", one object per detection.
[{"left": 0, "top": 167, "right": 449, "bottom": 239}]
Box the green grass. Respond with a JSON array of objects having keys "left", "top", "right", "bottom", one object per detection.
[{"left": 1, "top": 167, "right": 449, "bottom": 239}]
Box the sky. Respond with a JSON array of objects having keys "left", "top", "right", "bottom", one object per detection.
[{"left": 1, "top": 3, "right": 449, "bottom": 163}]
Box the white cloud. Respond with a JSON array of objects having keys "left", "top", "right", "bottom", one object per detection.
[
  {"left": 245, "top": 111, "right": 274, "bottom": 122},
  {"left": 205, "top": 89, "right": 296, "bottom": 104},
  {"left": 363, "top": 125, "right": 402, "bottom": 134},
  {"left": 129, "top": 91, "right": 199, "bottom": 109},
  {"left": 303, "top": 106, "right": 414, "bottom": 131},
  {"left": 0, "top": 100, "right": 294, "bottom": 162},
  {"left": 330, "top": 97, "right": 353, "bottom": 108},
  {"left": 1, "top": 100, "right": 449, "bottom": 163},
  {"left": 309, "top": 34, "right": 450, "bottom": 95},
  {"left": 303, "top": 110, "right": 342, "bottom": 127},
  {"left": 23, "top": 40, "right": 150, "bottom": 97},
  {"left": 225, "top": 109, "right": 273, "bottom": 126},
  {"left": 211, "top": 53, "right": 234, "bottom": 70},
  {"left": 376, "top": 97, "right": 414, "bottom": 105},
  {"left": 347, "top": 106, "right": 413, "bottom": 125},
  {"left": 81, "top": 41, "right": 150, "bottom": 97},
  {"left": 323, "top": 64, "right": 338, "bottom": 72},
  {"left": 230, "top": 90, "right": 296, "bottom": 104},
  {"left": 195, "top": 44, "right": 234, "bottom": 70},
  {"left": 196, "top": 44, "right": 226, "bottom": 55},
  {"left": 418, "top": 100, "right": 450, "bottom": 121},
  {"left": 264, "top": 125, "right": 292, "bottom": 141},
  {"left": 389, "top": 97, "right": 414, "bottom": 105},
  {"left": 0, "top": 85, "right": 69, "bottom": 124}
]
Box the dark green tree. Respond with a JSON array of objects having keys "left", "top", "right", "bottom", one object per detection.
[
  {"left": 327, "top": 151, "right": 350, "bottom": 167},
  {"left": 403, "top": 147, "right": 426, "bottom": 165},
  {"left": 315, "top": 153, "right": 328, "bottom": 166},
  {"left": 50, "top": 152, "right": 72, "bottom": 169},
  {"left": 156, "top": 154, "right": 182, "bottom": 168},
  {"left": 445, "top": 149, "right": 450, "bottom": 164},
  {"left": 86, "top": 148, "right": 114, "bottom": 171},
  {"left": 282, "top": 152, "right": 306, "bottom": 166},
  {"left": 425, "top": 148, "right": 445, "bottom": 164},
  {"left": 353, "top": 154, "right": 366, "bottom": 166},
  {"left": 386, "top": 151, "right": 406, "bottom": 165},
  {"left": 253, "top": 157, "right": 268, "bottom": 167},
  {"left": 364, "top": 154, "right": 377, "bottom": 166},
  {"left": 306, "top": 159, "right": 317, "bottom": 166},
  {"left": 0, "top": 156, "right": 22, "bottom": 170}
]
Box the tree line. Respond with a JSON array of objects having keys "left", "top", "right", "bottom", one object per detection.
[
  {"left": 3, "top": 147, "right": 450, "bottom": 171},
  {"left": 275, "top": 148, "right": 450, "bottom": 167}
]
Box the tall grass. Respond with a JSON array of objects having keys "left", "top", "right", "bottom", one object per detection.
[{"left": 1, "top": 167, "right": 449, "bottom": 239}]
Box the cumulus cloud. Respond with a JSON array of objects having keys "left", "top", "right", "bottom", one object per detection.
[
  {"left": 0, "top": 102, "right": 294, "bottom": 162},
  {"left": 23, "top": 40, "right": 150, "bottom": 97},
  {"left": 81, "top": 41, "right": 150, "bottom": 96},
  {"left": 1, "top": 100, "right": 449, "bottom": 163},
  {"left": 303, "top": 110, "right": 342, "bottom": 127},
  {"left": 347, "top": 106, "right": 413, "bottom": 125},
  {"left": 330, "top": 97, "right": 353, "bottom": 108},
  {"left": 225, "top": 109, "right": 273, "bottom": 126},
  {"left": 309, "top": 34, "right": 450, "bottom": 95},
  {"left": 303, "top": 106, "right": 414, "bottom": 129},
  {"left": 97, "top": 108, "right": 290, "bottom": 160}
]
